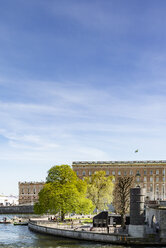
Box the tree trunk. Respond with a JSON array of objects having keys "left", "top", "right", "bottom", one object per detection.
[
  {"left": 61, "top": 211, "right": 65, "bottom": 222},
  {"left": 121, "top": 214, "right": 126, "bottom": 229}
]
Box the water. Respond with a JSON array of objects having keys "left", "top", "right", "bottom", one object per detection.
[
  {"left": 0, "top": 223, "right": 124, "bottom": 248},
  {"left": 0, "top": 215, "right": 160, "bottom": 248}
]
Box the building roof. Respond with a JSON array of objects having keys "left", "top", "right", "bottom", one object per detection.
[{"left": 72, "top": 160, "right": 166, "bottom": 166}]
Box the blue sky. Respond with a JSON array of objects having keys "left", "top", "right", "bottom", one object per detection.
[{"left": 1, "top": 0, "right": 166, "bottom": 195}]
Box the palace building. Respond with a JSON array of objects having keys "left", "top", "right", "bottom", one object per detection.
[
  {"left": 18, "top": 181, "right": 45, "bottom": 205},
  {"left": 72, "top": 160, "right": 166, "bottom": 200}
]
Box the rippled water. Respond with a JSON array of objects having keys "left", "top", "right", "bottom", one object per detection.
[
  {"left": 0, "top": 223, "right": 125, "bottom": 248},
  {"left": 0, "top": 213, "right": 125, "bottom": 248}
]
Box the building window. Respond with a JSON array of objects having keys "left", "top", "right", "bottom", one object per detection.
[
  {"left": 118, "top": 171, "right": 121, "bottom": 175},
  {"left": 124, "top": 171, "right": 127, "bottom": 176},
  {"left": 156, "top": 177, "right": 159, "bottom": 182},
  {"left": 112, "top": 171, "right": 115, "bottom": 175},
  {"left": 150, "top": 184, "right": 153, "bottom": 192},
  {"left": 28, "top": 188, "right": 30, "bottom": 194},
  {"left": 144, "top": 177, "right": 147, "bottom": 182},
  {"left": 150, "top": 176, "right": 153, "bottom": 182},
  {"left": 150, "top": 170, "right": 153, "bottom": 175},
  {"left": 33, "top": 188, "right": 36, "bottom": 194},
  {"left": 144, "top": 170, "right": 147, "bottom": 175},
  {"left": 136, "top": 177, "right": 140, "bottom": 182},
  {"left": 130, "top": 170, "right": 133, "bottom": 175},
  {"left": 89, "top": 171, "right": 92, "bottom": 176},
  {"left": 156, "top": 184, "right": 159, "bottom": 192},
  {"left": 163, "top": 177, "right": 165, "bottom": 182},
  {"left": 163, "top": 169, "right": 165, "bottom": 175},
  {"left": 162, "top": 184, "right": 165, "bottom": 194},
  {"left": 22, "top": 189, "right": 24, "bottom": 194},
  {"left": 83, "top": 171, "right": 86, "bottom": 176},
  {"left": 144, "top": 184, "right": 147, "bottom": 189},
  {"left": 156, "top": 170, "right": 159, "bottom": 175},
  {"left": 76, "top": 171, "right": 79, "bottom": 176},
  {"left": 106, "top": 170, "right": 109, "bottom": 176}
]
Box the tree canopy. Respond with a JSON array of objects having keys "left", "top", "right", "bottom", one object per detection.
[
  {"left": 34, "top": 165, "right": 94, "bottom": 220},
  {"left": 46, "top": 164, "right": 77, "bottom": 184},
  {"left": 113, "top": 176, "right": 134, "bottom": 228},
  {"left": 85, "top": 170, "right": 114, "bottom": 212}
]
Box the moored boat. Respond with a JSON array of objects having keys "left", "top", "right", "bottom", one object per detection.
[
  {"left": 13, "top": 220, "right": 28, "bottom": 226},
  {"left": 0, "top": 221, "right": 11, "bottom": 224},
  {"left": 0, "top": 217, "right": 12, "bottom": 224}
]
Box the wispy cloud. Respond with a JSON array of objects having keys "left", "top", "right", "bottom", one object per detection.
[{"left": 0, "top": 78, "right": 165, "bottom": 156}]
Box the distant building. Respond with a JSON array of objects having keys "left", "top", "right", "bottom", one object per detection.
[
  {"left": 72, "top": 160, "right": 166, "bottom": 200},
  {"left": 18, "top": 181, "right": 45, "bottom": 205},
  {"left": 0, "top": 195, "right": 18, "bottom": 206}
]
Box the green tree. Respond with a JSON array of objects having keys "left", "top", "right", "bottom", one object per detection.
[
  {"left": 86, "top": 171, "right": 114, "bottom": 212},
  {"left": 112, "top": 176, "right": 134, "bottom": 229},
  {"left": 34, "top": 165, "right": 94, "bottom": 220},
  {"left": 46, "top": 164, "right": 77, "bottom": 184}
]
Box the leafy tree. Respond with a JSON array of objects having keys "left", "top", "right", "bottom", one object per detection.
[
  {"left": 86, "top": 171, "right": 114, "bottom": 212},
  {"left": 46, "top": 164, "right": 77, "bottom": 184},
  {"left": 112, "top": 176, "right": 134, "bottom": 229},
  {"left": 34, "top": 165, "right": 94, "bottom": 220}
]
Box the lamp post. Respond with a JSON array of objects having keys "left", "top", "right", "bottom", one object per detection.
[{"left": 135, "top": 171, "right": 141, "bottom": 188}]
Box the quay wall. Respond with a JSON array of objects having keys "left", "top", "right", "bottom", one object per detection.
[
  {"left": 28, "top": 221, "right": 127, "bottom": 244},
  {"left": 0, "top": 205, "right": 34, "bottom": 214},
  {"left": 28, "top": 220, "right": 166, "bottom": 245}
]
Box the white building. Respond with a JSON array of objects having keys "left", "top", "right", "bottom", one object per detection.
[{"left": 0, "top": 194, "right": 18, "bottom": 206}]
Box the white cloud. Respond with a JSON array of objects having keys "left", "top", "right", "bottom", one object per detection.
[{"left": 0, "top": 78, "right": 166, "bottom": 195}]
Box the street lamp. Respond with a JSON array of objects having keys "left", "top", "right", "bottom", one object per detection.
[{"left": 135, "top": 171, "right": 141, "bottom": 187}]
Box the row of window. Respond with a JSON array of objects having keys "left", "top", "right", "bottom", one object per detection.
[
  {"left": 136, "top": 183, "right": 165, "bottom": 192},
  {"left": 21, "top": 188, "right": 37, "bottom": 194},
  {"left": 148, "top": 184, "right": 164, "bottom": 193},
  {"left": 136, "top": 176, "right": 165, "bottom": 182},
  {"left": 20, "top": 196, "right": 37, "bottom": 199},
  {"left": 79, "top": 169, "right": 166, "bottom": 177}
]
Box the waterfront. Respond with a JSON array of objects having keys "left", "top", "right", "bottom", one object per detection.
[
  {"left": 0, "top": 215, "right": 122, "bottom": 248},
  {"left": 0, "top": 215, "right": 164, "bottom": 248}
]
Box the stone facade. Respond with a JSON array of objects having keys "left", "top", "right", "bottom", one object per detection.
[
  {"left": 146, "top": 203, "right": 166, "bottom": 240},
  {"left": 18, "top": 181, "right": 45, "bottom": 205},
  {"left": 72, "top": 160, "right": 166, "bottom": 200}
]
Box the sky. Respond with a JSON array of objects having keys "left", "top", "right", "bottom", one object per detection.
[{"left": 1, "top": 0, "right": 166, "bottom": 195}]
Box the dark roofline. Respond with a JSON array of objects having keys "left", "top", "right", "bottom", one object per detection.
[{"left": 72, "top": 160, "right": 166, "bottom": 165}]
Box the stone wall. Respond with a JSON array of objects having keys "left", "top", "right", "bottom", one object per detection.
[
  {"left": 0, "top": 205, "right": 34, "bottom": 214},
  {"left": 28, "top": 220, "right": 166, "bottom": 245},
  {"left": 146, "top": 206, "right": 166, "bottom": 240},
  {"left": 29, "top": 221, "right": 128, "bottom": 244}
]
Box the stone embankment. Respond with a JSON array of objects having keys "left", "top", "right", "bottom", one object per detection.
[
  {"left": 29, "top": 219, "right": 127, "bottom": 244},
  {"left": 0, "top": 205, "right": 34, "bottom": 214},
  {"left": 28, "top": 219, "right": 166, "bottom": 245}
]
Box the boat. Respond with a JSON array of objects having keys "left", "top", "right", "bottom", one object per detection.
[
  {"left": 0, "top": 221, "right": 11, "bottom": 224},
  {"left": 13, "top": 220, "right": 28, "bottom": 226},
  {"left": 0, "top": 217, "right": 12, "bottom": 224}
]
